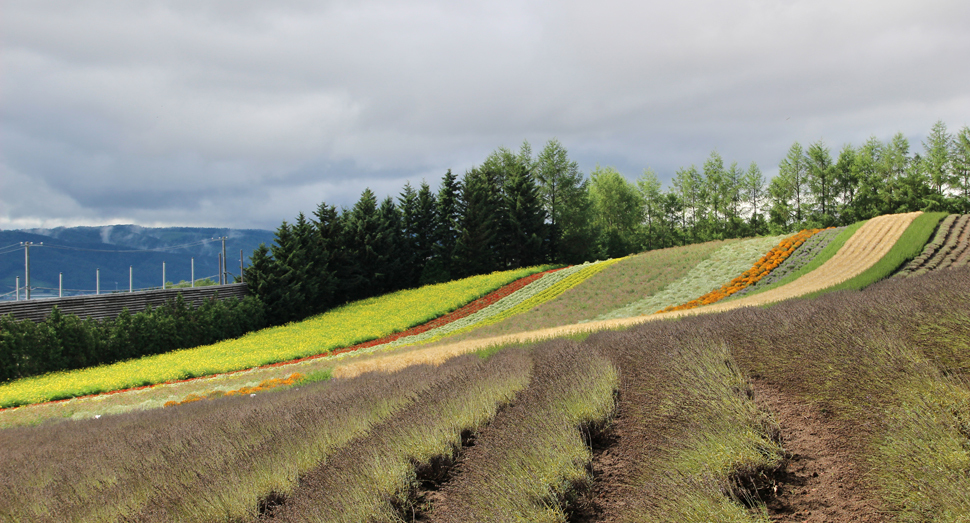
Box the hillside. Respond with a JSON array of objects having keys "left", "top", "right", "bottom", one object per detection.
[
  {"left": 0, "top": 225, "right": 274, "bottom": 297},
  {"left": 1, "top": 212, "right": 969, "bottom": 521}
]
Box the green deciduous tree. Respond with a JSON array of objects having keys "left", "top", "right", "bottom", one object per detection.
[{"left": 589, "top": 165, "right": 644, "bottom": 258}]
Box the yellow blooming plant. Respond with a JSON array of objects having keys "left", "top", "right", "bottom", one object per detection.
[{"left": 0, "top": 265, "right": 553, "bottom": 409}]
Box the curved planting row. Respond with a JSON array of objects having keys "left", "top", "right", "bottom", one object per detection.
[
  {"left": 658, "top": 228, "right": 828, "bottom": 313},
  {"left": 592, "top": 234, "right": 786, "bottom": 320},
  {"left": 730, "top": 226, "right": 844, "bottom": 299},
  {"left": 331, "top": 213, "right": 925, "bottom": 382},
  {"left": 324, "top": 268, "right": 563, "bottom": 356},
  {"left": 0, "top": 265, "right": 552, "bottom": 409},
  {"left": 373, "top": 259, "right": 624, "bottom": 350},
  {"left": 895, "top": 214, "right": 970, "bottom": 277}
]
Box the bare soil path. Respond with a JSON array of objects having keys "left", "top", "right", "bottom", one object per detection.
[{"left": 750, "top": 379, "right": 889, "bottom": 523}]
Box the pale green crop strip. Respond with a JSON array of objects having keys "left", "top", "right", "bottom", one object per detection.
[
  {"left": 381, "top": 259, "right": 621, "bottom": 349},
  {"left": 0, "top": 266, "right": 551, "bottom": 408},
  {"left": 592, "top": 235, "right": 785, "bottom": 320}
]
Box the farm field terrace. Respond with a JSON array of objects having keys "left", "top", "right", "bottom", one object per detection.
[
  {"left": 0, "top": 265, "right": 553, "bottom": 408},
  {"left": 0, "top": 212, "right": 935, "bottom": 422},
  {"left": 2, "top": 258, "right": 968, "bottom": 521}
]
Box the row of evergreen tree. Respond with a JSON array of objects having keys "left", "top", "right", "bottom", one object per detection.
[{"left": 246, "top": 121, "right": 970, "bottom": 326}]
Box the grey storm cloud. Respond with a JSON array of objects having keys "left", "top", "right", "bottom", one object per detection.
[{"left": 2, "top": 0, "right": 969, "bottom": 230}]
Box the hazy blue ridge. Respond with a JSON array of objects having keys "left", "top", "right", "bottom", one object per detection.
[{"left": 0, "top": 225, "right": 275, "bottom": 299}]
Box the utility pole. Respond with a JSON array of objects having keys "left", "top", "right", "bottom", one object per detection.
[
  {"left": 59, "top": 273, "right": 63, "bottom": 298},
  {"left": 240, "top": 249, "right": 244, "bottom": 284},
  {"left": 191, "top": 258, "right": 195, "bottom": 288},
  {"left": 96, "top": 269, "right": 100, "bottom": 295},
  {"left": 218, "top": 253, "right": 223, "bottom": 285},
  {"left": 220, "top": 236, "right": 228, "bottom": 285},
  {"left": 15, "top": 277, "right": 20, "bottom": 301},
  {"left": 129, "top": 266, "right": 133, "bottom": 292},
  {"left": 22, "top": 242, "right": 37, "bottom": 300},
  {"left": 162, "top": 262, "right": 166, "bottom": 290}
]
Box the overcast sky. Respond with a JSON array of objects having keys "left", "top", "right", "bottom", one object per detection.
[{"left": 2, "top": 0, "right": 969, "bottom": 231}]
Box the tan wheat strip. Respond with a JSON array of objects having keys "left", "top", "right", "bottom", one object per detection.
[{"left": 332, "top": 212, "right": 921, "bottom": 379}]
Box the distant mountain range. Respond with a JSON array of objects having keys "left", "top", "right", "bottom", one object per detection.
[{"left": 0, "top": 225, "right": 276, "bottom": 300}]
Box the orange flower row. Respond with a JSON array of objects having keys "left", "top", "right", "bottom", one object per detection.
[
  {"left": 163, "top": 372, "right": 304, "bottom": 407},
  {"left": 657, "top": 228, "right": 830, "bottom": 314}
]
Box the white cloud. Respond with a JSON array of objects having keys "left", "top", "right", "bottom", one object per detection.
[{"left": 2, "top": 0, "right": 969, "bottom": 229}]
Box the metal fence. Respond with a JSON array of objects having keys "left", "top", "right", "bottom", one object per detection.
[{"left": 0, "top": 283, "right": 249, "bottom": 322}]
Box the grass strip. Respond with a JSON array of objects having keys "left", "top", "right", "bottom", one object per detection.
[
  {"left": 804, "top": 212, "right": 947, "bottom": 298},
  {"left": 594, "top": 235, "right": 785, "bottom": 320},
  {"left": 378, "top": 261, "right": 615, "bottom": 349},
  {"left": 659, "top": 229, "right": 827, "bottom": 313},
  {"left": 416, "top": 258, "right": 626, "bottom": 344},
  {"left": 732, "top": 221, "right": 865, "bottom": 300},
  {"left": 0, "top": 265, "right": 551, "bottom": 408},
  {"left": 427, "top": 240, "right": 736, "bottom": 344}
]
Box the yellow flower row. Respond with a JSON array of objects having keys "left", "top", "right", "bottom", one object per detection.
[
  {"left": 0, "top": 265, "right": 552, "bottom": 409},
  {"left": 418, "top": 258, "right": 626, "bottom": 344}
]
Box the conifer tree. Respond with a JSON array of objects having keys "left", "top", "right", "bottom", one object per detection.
[
  {"left": 806, "top": 140, "right": 837, "bottom": 226},
  {"left": 434, "top": 169, "right": 462, "bottom": 280},
  {"left": 455, "top": 168, "right": 499, "bottom": 276},
  {"left": 341, "top": 189, "right": 382, "bottom": 301},
  {"left": 954, "top": 126, "right": 970, "bottom": 213},
  {"left": 503, "top": 153, "right": 546, "bottom": 267},
  {"left": 398, "top": 183, "right": 420, "bottom": 288},
  {"left": 414, "top": 181, "right": 441, "bottom": 285},
  {"left": 535, "top": 139, "right": 593, "bottom": 262},
  {"left": 376, "top": 196, "right": 406, "bottom": 292},
  {"left": 922, "top": 120, "right": 954, "bottom": 202},
  {"left": 311, "top": 202, "right": 342, "bottom": 308}
]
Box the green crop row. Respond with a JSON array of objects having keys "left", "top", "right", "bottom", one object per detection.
[{"left": 804, "top": 212, "right": 948, "bottom": 298}]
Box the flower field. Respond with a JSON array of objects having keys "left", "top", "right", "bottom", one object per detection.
[
  {"left": 729, "top": 226, "right": 843, "bottom": 299},
  {"left": 658, "top": 228, "right": 827, "bottom": 313},
  {"left": 4, "top": 233, "right": 968, "bottom": 521},
  {"left": 0, "top": 265, "right": 552, "bottom": 409},
  {"left": 591, "top": 234, "right": 786, "bottom": 320},
  {"left": 380, "top": 258, "right": 624, "bottom": 348}
]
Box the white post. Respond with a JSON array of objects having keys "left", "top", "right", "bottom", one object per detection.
[
  {"left": 162, "top": 262, "right": 166, "bottom": 290},
  {"left": 24, "top": 242, "right": 31, "bottom": 300},
  {"left": 221, "top": 237, "right": 227, "bottom": 286},
  {"left": 15, "top": 277, "right": 19, "bottom": 301},
  {"left": 191, "top": 258, "right": 195, "bottom": 287},
  {"left": 240, "top": 249, "right": 244, "bottom": 284},
  {"left": 59, "top": 273, "right": 63, "bottom": 298},
  {"left": 96, "top": 269, "right": 100, "bottom": 295},
  {"left": 129, "top": 266, "right": 133, "bottom": 292}
]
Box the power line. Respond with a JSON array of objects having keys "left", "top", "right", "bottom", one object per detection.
[{"left": 39, "top": 238, "right": 221, "bottom": 253}]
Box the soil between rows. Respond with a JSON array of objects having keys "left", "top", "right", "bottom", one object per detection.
[{"left": 749, "top": 379, "right": 888, "bottom": 523}]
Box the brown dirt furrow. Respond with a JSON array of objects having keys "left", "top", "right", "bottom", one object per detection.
[
  {"left": 948, "top": 215, "right": 970, "bottom": 267},
  {"left": 751, "top": 380, "right": 888, "bottom": 523}
]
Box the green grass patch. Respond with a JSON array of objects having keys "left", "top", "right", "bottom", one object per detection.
[
  {"left": 296, "top": 368, "right": 333, "bottom": 385},
  {"left": 804, "top": 212, "right": 948, "bottom": 298}
]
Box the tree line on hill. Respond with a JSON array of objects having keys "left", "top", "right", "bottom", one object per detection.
[
  {"left": 245, "top": 120, "right": 970, "bottom": 326},
  {"left": 2, "top": 122, "right": 966, "bottom": 382}
]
